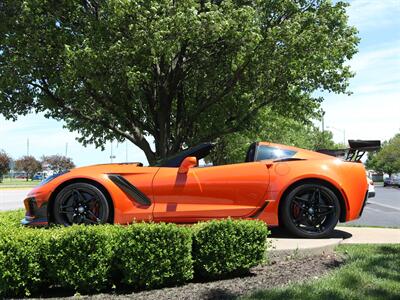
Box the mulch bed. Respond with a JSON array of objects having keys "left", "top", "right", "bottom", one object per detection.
[{"left": 43, "top": 253, "right": 344, "bottom": 300}]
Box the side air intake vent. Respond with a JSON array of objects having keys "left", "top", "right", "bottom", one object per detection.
[{"left": 108, "top": 174, "right": 151, "bottom": 207}]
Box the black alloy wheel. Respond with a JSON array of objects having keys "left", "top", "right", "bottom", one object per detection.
[
  {"left": 53, "top": 183, "right": 110, "bottom": 226},
  {"left": 281, "top": 183, "right": 340, "bottom": 238}
]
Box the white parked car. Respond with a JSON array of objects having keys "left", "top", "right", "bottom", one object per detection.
[{"left": 367, "top": 177, "right": 375, "bottom": 198}]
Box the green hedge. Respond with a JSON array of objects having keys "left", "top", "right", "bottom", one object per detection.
[
  {"left": 0, "top": 228, "right": 49, "bottom": 297},
  {"left": 114, "top": 223, "right": 193, "bottom": 289},
  {"left": 46, "top": 226, "right": 117, "bottom": 292},
  {"left": 0, "top": 212, "right": 269, "bottom": 298},
  {"left": 192, "top": 219, "right": 269, "bottom": 277},
  {"left": 0, "top": 209, "right": 25, "bottom": 228}
]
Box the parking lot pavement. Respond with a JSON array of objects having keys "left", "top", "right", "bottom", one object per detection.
[
  {"left": 345, "top": 186, "right": 400, "bottom": 227},
  {"left": 0, "top": 189, "right": 27, "bottom": 211}
]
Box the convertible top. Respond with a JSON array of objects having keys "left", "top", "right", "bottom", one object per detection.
[{"left": 156, "top": 142, "right": 215, "bottom": 167}]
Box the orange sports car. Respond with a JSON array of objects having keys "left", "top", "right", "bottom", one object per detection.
[{"left": 21, "top": 140, "right": 379, "bottom": 238}]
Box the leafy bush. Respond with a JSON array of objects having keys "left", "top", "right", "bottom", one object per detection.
[
  {"left": 0, "top": 209, "right": 25, "bottom": 228},
  {"left": 192, "top": 219, "right": 269, "bottom": 277},
  {"left": 0, "top": 228, "right": 50, "bottom": 297},
  {"left": 0, "top": 210, "right": 270, "bottom": 297},
  {"left": 46, "top": 225, "right": 117, "bottom": 293},
  {"left": 114, "top": 223, "right": 193, "bottom": 289}
]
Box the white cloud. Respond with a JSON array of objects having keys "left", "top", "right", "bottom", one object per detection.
[
  {"left": 349, "top": 44, "right": 400, "bottom": 74},
  {"left": 347, "top": 0, "right": 400, "bottom": 29},
  {"left": 321, "top": 1, "right": 400, "bottom": 145},
  {"left": 322, "top": 91, "right": 400, "bottom": 144}
]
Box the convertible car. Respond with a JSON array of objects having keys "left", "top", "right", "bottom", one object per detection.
[{"left": 21, "top": 141, "right": 378, "bottom": 238}]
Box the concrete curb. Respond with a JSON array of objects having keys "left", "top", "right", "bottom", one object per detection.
[
  {"left": 337, "top": 226, "right": 400, "bottom": 244},
  {"left": 268, "top": 226, "right": 400, "bottom": 258},
  {"left": 269, "top": 238, "right": 342, "bottom": 259}
]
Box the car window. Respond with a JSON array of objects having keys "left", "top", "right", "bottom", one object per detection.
[{"left": 255, "top": 145, "right": 297, "bottom": 161}]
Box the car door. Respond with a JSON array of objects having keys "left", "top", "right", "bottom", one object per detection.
[{"left": 152, "top": 161, "right": 269, "bottom": 220}]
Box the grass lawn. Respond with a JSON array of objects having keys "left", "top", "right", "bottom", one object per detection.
[
  {"left": 0, "top": 178, "right": 40, "bottom": 189},
  {"left": 244, "top": 244, "right": 400, "bottom": 300}
]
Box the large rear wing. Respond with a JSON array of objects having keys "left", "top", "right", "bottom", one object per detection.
[{"left": 317, "top": 140, "right": 381, "bottom": 162}]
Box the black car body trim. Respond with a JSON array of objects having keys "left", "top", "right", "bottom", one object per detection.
[
  {"left": 250, "top": 201, "right": 269, "bottom": 218},
  {"left": 21, "top": 198, "right": 48, "bottom": 226},
  {"left": 359, "top": 191, "right": 369, "bottom": 217},
  {"left": 108, "top": 174, "right": 152, "bottom": 207}
]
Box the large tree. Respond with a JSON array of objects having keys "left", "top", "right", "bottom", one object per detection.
[
  {"left": 14, "top": 156, "right": 42, "bottom": 181},
  {"left": 0, "top": 0, "right": 358, "bottom": 164},
  {"left": 366, "top": 134, "right": 400, "bottom": 177},
  {"left": 41, "top": 155, "right": 76, "bottom": 173},
  {"left": 209, "top": 109, "right": 341, "bottom": 164},
  {"left": 0, "top": 150, "right": 12, "bottom": 183}
]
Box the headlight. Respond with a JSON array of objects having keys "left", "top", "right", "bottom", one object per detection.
[{"left": 39, "top": 171, "right": 69, "bottom": 186}]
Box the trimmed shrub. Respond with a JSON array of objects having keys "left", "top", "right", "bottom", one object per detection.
[
  {"left": 0, "top": 209, "right": 25, "bottom": 228},
  {"left": 0, "top": 228, "right": 50, "bottom": 297},
  {"left": 114, "top": 223, "right": 193, "bottom": 289},
  {"left": 192, "top": 219, "right": 269, "bottom": 277},
  {"left": 0, "top": 210, "right": 270, "bottom": 297},
  {"left": 46, "top": 225, "right": 117, "bottom": 293}
]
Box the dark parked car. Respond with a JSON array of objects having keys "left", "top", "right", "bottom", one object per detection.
[{"left": 384, "top": 176, "right": 400, "bottom": 187}]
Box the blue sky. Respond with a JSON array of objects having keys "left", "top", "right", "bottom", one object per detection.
[{"left": 1, "top": 0, "right": 399, "bottom": 166}]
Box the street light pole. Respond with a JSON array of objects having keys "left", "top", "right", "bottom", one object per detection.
[
  {"left": 125, "top": 141, "right": 128, "bottom": 162},
  {"left": 110, "top": 142, "right": 116, "bottom": 163}
]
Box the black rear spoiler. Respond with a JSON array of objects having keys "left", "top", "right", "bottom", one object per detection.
[{"left": 317, "top": 140, "right": 381, "bottom": 161}]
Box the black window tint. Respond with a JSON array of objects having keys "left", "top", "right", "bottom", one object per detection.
[{"left": 256, "top": 146, "right": 296, "bottom": 161}]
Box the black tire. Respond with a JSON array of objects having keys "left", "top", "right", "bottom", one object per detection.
[
  {"left": 383, "top": 183, "right": 387, "bottom": 187},
  {"left": 52, "top": 183, "right": 110, "bottom": 226},
  {"left": 281, "top": 183, "right": 340, "bottom": 238}
]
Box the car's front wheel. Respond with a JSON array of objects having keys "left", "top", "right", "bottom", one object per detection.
[
  {"left": 281, "top": 183, "right": 340, "bottom": 238},
  {"left": 52, "top": 183, "right": 110, "bottom": 226}
]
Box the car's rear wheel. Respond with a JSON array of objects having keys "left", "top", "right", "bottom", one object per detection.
[
  {"left": 52, "top": 183, "right": 109, "bottom": 226},
  {"left": 281, "top": 183, "right": 340, "bottom": 238}
]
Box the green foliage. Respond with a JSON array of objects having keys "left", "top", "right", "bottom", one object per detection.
[
  {"left": 114, "top": 223, "right": 193, "bottom": 289},
  {"left": 366, "top": 133, "right": 400, "bottom": 176},
  {"left": 244, "top": 244, "right": 400, "bottom": 300},
  {"left": 46, "top": 225, "right": 117, "bottom": 292},
  {"left": 0, "top": 209, "right": 25, "bottom": 228},
  {"left": 0, "top": 0, "right": 359, "bottom": 164},
  {"left": 0, "top": 228, "right": 50, "bottom": 297},
  {"left": 209, "top": 110, "right": 342, "bottom": 165},
  {"left": 41, "top": 155, "right": 76, "bottom": 173},
  {"left": 0, "top": 150, "right": 11, "bottom": 182},
  {"left": 192, "top": 219, "right": 269, "bottom": 277},
  {"left": 0, "top": 210, "right": 269, "bottom": 297},
  {"left": 14, "top": 155, "right": 42, "bottom": 181}
]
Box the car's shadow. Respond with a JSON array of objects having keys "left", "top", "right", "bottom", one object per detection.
[{"left": 269, "top": 227, "right": 353, "bottom": 240}]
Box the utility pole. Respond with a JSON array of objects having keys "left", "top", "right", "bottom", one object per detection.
[
  {"left": 125, "top": 141, "right": 128, "bottom": 162},
  {"left": 65, "top": 142, "right": 68, "bottom": 157},
  {"left": 27, "top": 138, "right": 30, "bottom": 156},
  {"left": 110, "top": 142, "right": 116, "bottom": 163},
  {"left": 321, "top": 111, "right": 325, "bottom": 147}
]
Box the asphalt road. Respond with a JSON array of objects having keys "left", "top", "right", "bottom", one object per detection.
[
  {"left": 0, "top": 189, "right": 27, "bottom": 211},
  {"left": 1, "top": 186, "right": 399, "bottom": 227},
  {"left": 345, "top": 186, "right": 400, "bottom": 227}
]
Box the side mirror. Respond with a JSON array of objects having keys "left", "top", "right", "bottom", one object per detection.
[{"left": 178, "top": 156, "right": 198, "bottom": 174}]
